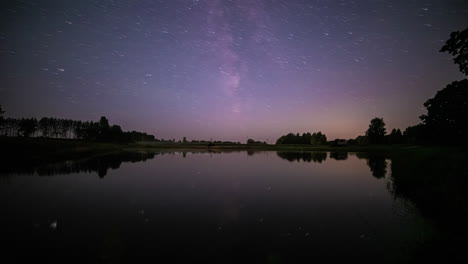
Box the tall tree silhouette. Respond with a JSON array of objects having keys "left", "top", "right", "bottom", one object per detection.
[
  {"left": 411, "top": 27, "right": 468, "bottom": 144},
  {"left": 420, "top": 80, "right": 468, "bottom": 143},
  {"left": 18, "top": 118, "right": 38, "bottom": 137},
  {"left": 0, "top": 105, "right": 5, "bottom": 135},
  {"left": 388, "top": 128, "right": 403, "bottom": 144},
  {"left": 366, "top": 117, "right": 386, "bottom": 144},
  {"left": 440, "top": 27, "right": 468, "bottom": 76},
  {"left": 310, "top": 132, "right": 327, "bottom": 145}
]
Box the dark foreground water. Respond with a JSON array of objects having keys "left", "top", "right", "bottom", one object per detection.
[{"left": 1, "top": 150, "right": 466, "bottom": 263}]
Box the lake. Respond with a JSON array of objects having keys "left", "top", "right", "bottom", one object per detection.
[{"left": 1, "top": 150, "right": 464, "bottom": 263}]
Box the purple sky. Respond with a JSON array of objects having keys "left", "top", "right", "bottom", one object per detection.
[{"left": 1, "top": 0, "right": 467, "bottom": 142}]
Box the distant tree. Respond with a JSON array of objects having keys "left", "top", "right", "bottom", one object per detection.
[
  {"left": 99, "top": 116, "right": 110, "bottom": 129},
  {"left": 0, "top": 105, "right": 4, "bottom": 135},
  {"left": 302, "top": 132, "right": 312, "bottom": 144},
  {"left": 18, "top": 118, "right": 38, "bottom": 137},
  {"left": 109, "top": 125, "right": 123, "bottom": 141},
  {"left": 355, "top": 135, "right": 370, "bottom": 145},
  {"left": 73, "top": 120, "right": 83, "bottom": 139},
  {"left": 387, "top": 128, "right": 403, "bottom": 144},
  {"left": 59, "top": 119, "right": 72, "bottom": 139},
  {"left": 247, "top": 138, "right": 266, "bottom": 144},
  {"left": 38, "top": 117, "right": 50, "bottom": 137},
  {"left": 183, "top": 137, "right": 187, "bottom": 143},
  {"left": 403, "top": 124, "right": 426, "bottom": 144},
  {"left": 420, "top": 79, "right": 468, "bottom": 143},
  {"left": 84, "top": 121, "right": 99, "bottom": 140},
  {"left": 310, "top": 132, "right": 327, "bottom": 145},
  {"left": 1, "top": 118, "right": 16, "bottom": 136},
  {"left": 97, "top": 116, "right": 110, "bottom": 140},
  {"left": 50, "top": 118, "right": 60, "bottom": 138},
  {"left": 1, "top": 114, "right": 156, "bottom": 142},
  {"left": 440, "top": 28, "right": 468, "bottom": 75},
  {"left": 276, "top": 131, "right": 327, "bottom": 145},
  {"left": 366, "top": 117, "right": 386, "bottom": 144}
]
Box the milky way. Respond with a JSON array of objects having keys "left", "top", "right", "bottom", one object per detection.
[{"left": 1, "top": 0, "right": 467, "bottom": 141}]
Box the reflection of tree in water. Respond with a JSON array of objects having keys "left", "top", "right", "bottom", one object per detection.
[
  {"left": 329, "top": 152, "right": 348, "bottom": 161},
  {"left": 387, "top": 150, "right": 468, "bottom": 262},
  {"left": 355, "top": 153, "right": 388, "bottom": 179},
  {"left": 367, "top": 156, "right": 387, "bottom": 179},
  {"left": 276, "top": 152, "right": 327, "bottom": 163},
  {"left": 0, "top": 150, "right": 254, "bottom": 178},
  {"left": 1, "top": 151, "right": 156, "bottom": 178}
]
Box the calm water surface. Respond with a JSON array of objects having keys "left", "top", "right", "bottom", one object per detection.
[{"left": 0, "top": 151, "right": 433, "bottom": 263}]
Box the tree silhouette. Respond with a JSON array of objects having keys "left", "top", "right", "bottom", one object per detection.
[
  {"left": 365, "top": 117, "right": 386, "bottom": 144},
  {"left": 1, "top": 114, "right": 156, "bottom": 142},
  {"left": 38, "top": 118, "right": 48, "bottom": 137},
  {"left": 420, "top": 79, "right": 468, "bottom": 143},
  {"left": 310, "top": 132, "right": 327, "bottom": 145},
  {"left": 0, "top": 105, "right": 4, "bottom": 134},
  {"left": 440, "top": 28, "right": 468, "bottom": 75},
  {"left": 388, "top": 128, "right": 403, "bottom": 144},
  {"left": 247, "top": 138, "right": 266, "bottom": 144},
  {"left": 18, "top": 118, "right": 38, "bottom": 137},
  {"left": 99, "top": 116, "right": 110, "bottom": 129},
  {"left": 276, "top": 131, "right": 328, "bottom": 145},
  {"left": 367, "top": 156, "right": 387, "bottom": 179}
]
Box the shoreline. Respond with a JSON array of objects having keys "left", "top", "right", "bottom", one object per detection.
[{"left": 1, "top": 136, "right": 464, "bottom": 161}]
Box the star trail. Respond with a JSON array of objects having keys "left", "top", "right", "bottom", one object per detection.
[{"left": 1, "top": 0, "right": 467, "bottom": 141}]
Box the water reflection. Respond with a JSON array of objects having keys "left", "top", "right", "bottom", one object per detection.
[
  {"left": 329, "top": 151, "right": 349, "bottom": 160},
  {"left": 355, "top": 153, "right": 388, "bottom": 179},
  {"left": 276, "top": 151, "right": 327, "bottom": 163},
  {"left": 0, "top": 150, "right": 466, "bottom": 262},
  {"left": 0, "top": 150, "right": 263, "bottom": 178},
  {"left": 275, "top": 151, "right": 388, "bottom": 179},
  {"left": 0, "top": 151, "right": 156, "bottom": 178},
  {"left": 0, "top": 151, "right": 390, "bottom": 179}
]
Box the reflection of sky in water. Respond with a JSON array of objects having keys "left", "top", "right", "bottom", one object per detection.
[{"left": 0, "top": 151, "right": 427, "bottom": 262}]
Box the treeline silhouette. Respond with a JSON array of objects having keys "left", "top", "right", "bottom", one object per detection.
[
  {"left": 348, "top": 118, "right": 406, "bottom": 145},
  {"left": 354, "top": 28, "right": 468, "bottom": 146},
  {"left": 274, "top": 28, "right": 468, "bottom": 147},
  {"left": 276, "top": 132, "right": 327, "bottom": 145},
  {"left": 0, "top": 115, "right": 155, "bottom": 142},
  {"left": 247, "top": 138, "right": 267, "bottom": 144},
  {"left": 1, "top": 28, "right": 466, "bottom": 146}
]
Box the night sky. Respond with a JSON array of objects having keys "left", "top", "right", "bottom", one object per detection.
[{"left": 1, "top": 0, "right": 467, "bottom": 142}]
